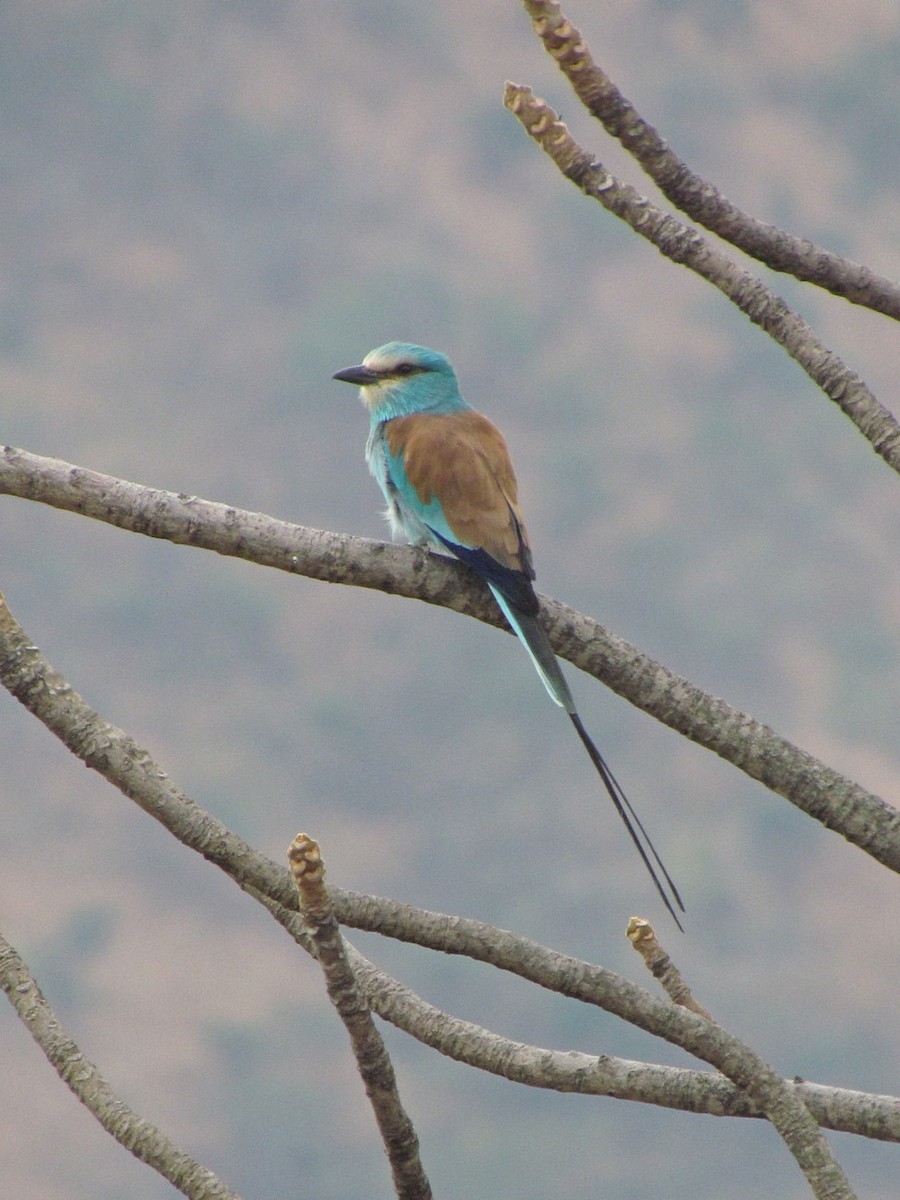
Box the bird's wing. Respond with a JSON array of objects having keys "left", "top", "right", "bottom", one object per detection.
[
  {"left": 385, "top": 410, "right": 532, "bottom": 568},
  {"left": 385, "top": 410, "right": 538, "bottom": 611}
]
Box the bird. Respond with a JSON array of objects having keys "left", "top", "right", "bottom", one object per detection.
[{"left": 333, "top": 341, "right": 684, "bottom": 928}]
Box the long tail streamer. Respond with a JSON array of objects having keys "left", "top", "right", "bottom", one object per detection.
[
  {"left": 569, "top": 711, "right": 685, "bottom": 931},
  {"left": 489, "top": 586, "right": 685, "bottom": 929}
]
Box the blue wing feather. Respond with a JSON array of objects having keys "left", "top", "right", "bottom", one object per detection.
[{"left": 428, "top": 529, "right": 539, "bottom": 617}]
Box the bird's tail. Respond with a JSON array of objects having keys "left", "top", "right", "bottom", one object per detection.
[
  {"left": 489, "top": 585, "right": 576, "bottom": 711},
  {"left": 567, "top": 710, "right": 685, "bottom": 931},
  {"left": 490, "top": 585, "right": 685, "bottom": 930}
]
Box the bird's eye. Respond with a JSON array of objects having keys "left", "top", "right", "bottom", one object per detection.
[{"left": 395, "top": 363, "right": 417, "bottom": 376}]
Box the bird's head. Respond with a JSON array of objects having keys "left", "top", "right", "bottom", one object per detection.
[{"left": 333, "top": 342, "right": 466, "bottom": 419}]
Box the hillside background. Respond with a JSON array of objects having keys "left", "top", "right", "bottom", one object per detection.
[{"left": 1, "top": 2, "right": 898, "bottom": 1197}]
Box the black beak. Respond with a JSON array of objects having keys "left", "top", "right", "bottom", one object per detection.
[{"left": 332, "top": 364, "right": 381, "bottom": 386}]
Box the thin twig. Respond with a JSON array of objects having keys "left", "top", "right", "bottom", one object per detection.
[
  {"left": 1, "top": 452, "right": 898, "bottom": 875},
  {"left": 502, "top": 83, "right": 900, "bottom": 477},
  {"left": 520, "top": 0, "right": 900, "bottom": 319},
  {"left": 288, "top": 834, "right": 432, "bottom": 1200},
  {"left": 0, "top": 931, "right": 242, "bottom": 1200},
  {"left": 626, "top": 917, "right": 712, "bottom": 1019}
]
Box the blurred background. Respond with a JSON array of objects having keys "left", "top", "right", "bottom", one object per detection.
[{"left": 1, "top": 2, "right": 898, "bottom": 1197}]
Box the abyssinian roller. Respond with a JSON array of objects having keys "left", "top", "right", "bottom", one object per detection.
[{"left": 333, "top": 341, "right": 684, "bottom": 927}]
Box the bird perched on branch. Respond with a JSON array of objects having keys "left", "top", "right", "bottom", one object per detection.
[{"left": 333, "top": 341, "right": 684, "bottom": 928}]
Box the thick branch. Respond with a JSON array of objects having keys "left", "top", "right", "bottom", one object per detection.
[
  {"left": 520, "top": 0, "right": 900, "bottom": 319},
  {"left": 503, "top": 84, "right": 900, "bottom": 476},
  {"left": 2, "top": 448, "right": 897, "bottom": 875},
  {"left": 0, "top": 932, "right": 242, "bottom": 1200}
]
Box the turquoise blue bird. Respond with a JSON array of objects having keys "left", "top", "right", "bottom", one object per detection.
[{"left": 333, "top": 341, "right": 684, "bottom": 927}]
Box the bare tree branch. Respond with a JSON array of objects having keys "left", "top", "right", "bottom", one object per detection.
[
  {"left": 256, "top": 896, "right": 900, "bottom": 1142},
  {"left": 2, "top": 448, "right": 897, "bottom": 875},
  {"left": 1, "top": 587, "right": 898, "bottom": 1152},
  {"left": 325, "top": 894, "right": 900, "bottom": 1157},
  {"left": 0, "top": 931, "right": 243, "bottom": 1200},
  {"left": 520, "top": 0, "right": 900, "bottom": 319},
  {"left": 626, "top": 922, "right": 857, "bottom": 1200},
  {"left": 288, "top": 835, "right": 432, "bottom": 1200},
  {"left": 502, "top": 84, "right": 900, "bottom": 477}
]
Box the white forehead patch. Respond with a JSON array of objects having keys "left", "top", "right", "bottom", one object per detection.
[{"left": 362, "top": 348, "right": 405, "bottom": 374}]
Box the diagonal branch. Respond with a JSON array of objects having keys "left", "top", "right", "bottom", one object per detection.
[
  {"left": 503, "top": 83, "right": 900, "bottom": 476},
  {"left": 2, "top": 448, "right": 897, "bottom": 875},
  {"left": 520, "top": 0, "right": 900, "bottom": 319},
  {"left": 0, "top": 931, "right": 243, "bottom": 1200}
]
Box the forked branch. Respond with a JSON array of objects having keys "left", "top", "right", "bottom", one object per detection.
[
  {"left": 520, "top": 0, "right": 900, "bottom": 319},
  {"left": 503, "top": 83, "right": 900, "bottom": 476}
]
